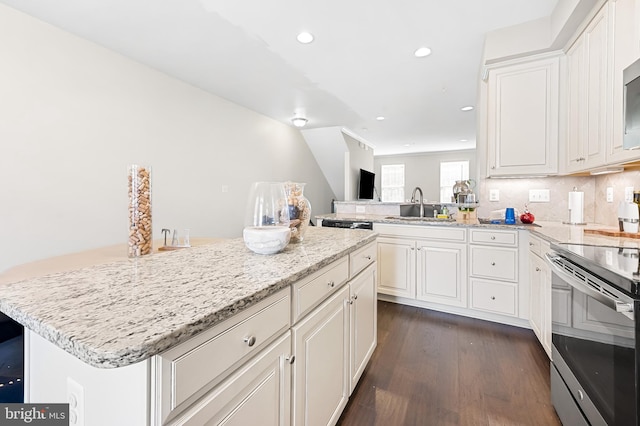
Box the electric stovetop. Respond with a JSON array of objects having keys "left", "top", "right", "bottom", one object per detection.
[{"left": 551, "top": 242, "right": 640, "bottom": 297}]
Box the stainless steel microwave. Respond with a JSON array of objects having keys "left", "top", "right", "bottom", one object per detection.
[{"left": 623, "top": 57, "right": 640, "bottom": 149}]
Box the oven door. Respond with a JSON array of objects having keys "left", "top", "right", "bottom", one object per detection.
[{"left": 548, "top": 253, "right": 638, "bottom": 426}]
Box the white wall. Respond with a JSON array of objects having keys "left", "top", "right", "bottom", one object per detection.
[
  {"left": 0, "top": 5, "right": 335, "bottom": 272},
  {"left": 374, "top": 150, "right": 476, "bottom": 202}
]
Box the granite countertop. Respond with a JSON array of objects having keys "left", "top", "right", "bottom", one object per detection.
[
  {"left": 317, "top": 213, "right": 640, "bottom": 248},
  {"left": 0, "top": 227, "right": 377, "bottom": 369}
]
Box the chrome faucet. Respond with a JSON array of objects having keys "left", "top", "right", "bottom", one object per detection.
[{"left": 410, "top": 187, "right": 424, "bottom": 217}]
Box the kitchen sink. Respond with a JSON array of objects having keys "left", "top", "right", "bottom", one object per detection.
[
  {"left": 385, "top": 216, "right": 455, "bottom": 223},
  {"left": 399, "top": 203, "right": 442, "bottom": 218}
]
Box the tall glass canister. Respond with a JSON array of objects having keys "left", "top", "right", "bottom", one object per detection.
[{"left": 128, "top": 165, "right": 152, "bottom": 257}]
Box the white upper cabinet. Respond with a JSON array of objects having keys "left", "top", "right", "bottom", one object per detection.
[
  {"left": 607, "top": 0, "right": 640, "bottom": 164},
  {"left": 564, "top": 3, "right": 611, "bottom": 173},
  {"left": 486, "top": 55, "right": 560, "bottom": 177}
]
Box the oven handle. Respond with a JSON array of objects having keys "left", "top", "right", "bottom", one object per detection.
[{"left": 545, "top": 253, "right": 635, "bottom": 321}]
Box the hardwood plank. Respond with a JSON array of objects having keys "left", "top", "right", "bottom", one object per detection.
[{"left": 337, "top": 301, "right": 560, "bottom": 426}]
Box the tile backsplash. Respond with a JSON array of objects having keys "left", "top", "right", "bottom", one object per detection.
[{"left": 477, "top": 169, "right": 640, "bottom": 226}]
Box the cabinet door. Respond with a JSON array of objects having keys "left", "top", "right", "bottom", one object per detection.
[
  {"left": 566, "top": 4, "right": 610, "bottom": 172},
  {"left": 529, "top": 254, "right": 551, "bottom": 357},
  {"left": 376, "top": 236, "right": 415, "bottom": 298},
  {"left": 168, "top": 333, "right": 292, "bottom": 426},
  {"left": 292, "top": 285, "right": 349, "bottom": 426},
  {"left": 487, "top": 56, "right": 559, "bottom": 176},
  {"left": 415, "top": 240, "right": 467, "bottom": 308},
  {"left": 349, "top": 263, "right": 377, "bottom": 394}
]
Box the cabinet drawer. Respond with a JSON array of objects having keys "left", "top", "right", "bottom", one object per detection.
[
  {"left": 349, "top": 242, "right": 376, "bottom": 279},
  {"left": 292, "top": 257, "right": 349, "bottom": 322},
  {"left": 374, "top": 223, "right": 467, "bottom": 242},
  {"left": 470, "top": 279, "right": 517, "bottom": 316},
  {"left": 156, "top": 290, "right": 290, "bottom": 419},
  {"left": 470, "top": 229, "right": 518, "bottom": 246},
  {"left": 470, "top": 246, "right": 517, "bottom": 282}
]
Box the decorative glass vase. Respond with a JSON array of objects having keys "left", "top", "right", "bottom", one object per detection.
[
  {"left": 128, "top": 164, "right": 152, "bottom": 257},
  {"left": 285, "top": 182, "right": 311, "bottom": 243},
  {"left": 243, "top": 182, "right": 291, "bottom": 254}
]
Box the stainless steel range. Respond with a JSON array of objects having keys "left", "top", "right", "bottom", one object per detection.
[{"left": 547, "top": 243, "right": 639, "bottom": 426}]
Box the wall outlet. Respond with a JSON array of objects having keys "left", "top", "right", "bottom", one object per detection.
[
  {"left": 355, "top": 205, "right": 366, "bottom": 214},
  {"left": 625, "top": 187, "right": 634, "bottom": 203},
  {"left": 67, "top": 377, "right": 84, "bottom": 426},
  {"left": 489, "top": 189, "right": 499, "bottom": 202},
  {"left": 529, "top": 189, "right": 550, "bottom": 202},
  {"left": 606, "top": 187, "right": 614, "bottom": 203},
  {"left": 221, "top": 184, "right": 229, "bottom": 193}
]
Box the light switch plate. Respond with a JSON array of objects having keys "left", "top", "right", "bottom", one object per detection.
[
  {"left": 489, "top": 189, "right": 499, "bottom": 202},
  {"left": 625, "top": 187, "right": 634, "bottom": 203},
  {"left": 606, "top": 187, "right": 613, "bottom": 203}
]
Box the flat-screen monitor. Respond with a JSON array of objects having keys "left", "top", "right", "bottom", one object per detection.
[{"left": 358, "top": 168, "right": 375, "bottom": 200}]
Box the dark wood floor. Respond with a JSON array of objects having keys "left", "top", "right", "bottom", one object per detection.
[{"left": 338, "top": 301, "right": 561, "bottom": 426}]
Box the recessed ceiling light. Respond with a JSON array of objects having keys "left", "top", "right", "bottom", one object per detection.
[
  {"left": 414, "top": 47, "right": 432, "bottom": 58},
  {"left": 291, "top": 117, "right": 308, "bottom": 127},
  {"left": 461, "top": 106, "right": 474, "bottom": 111},
  {"left": 376, "top": 116, "right": 385, "bottom": 121},
  {"left": 296, "top": 32, "right": 314, "bottom": 44}
]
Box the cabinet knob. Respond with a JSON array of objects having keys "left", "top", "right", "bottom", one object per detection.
[
  {"left": 491, "top": 296, "right": 496, "bottom": 300},
  {"left": 244, "top": 336, "right": 257, "bottom": 347},
  {"left": 491, "top": 236, "right": 496, "bottom": 240},
  {"left": 364, "top": 255, "right": 372, "bottom": 260},
  {"left": 491, "top": 166, "right": 496, "bottom": 169},
  {"left": 328, "top": 281, "right": 335, "bottom": 287},
  {"left": 286, "top": 355, "right": 296, "bottom": 365},
  {"left": 529, "top": 242, "right": 534, "bottom": 246},
  {"left": 354, "top": 294, "right": 358, "bottom": 300},
  {"left": 536, "top": 267, "right": 541, "bottom": 272},
  {"left": 491, "top": 262, "right": 496, "bottom": 266}
]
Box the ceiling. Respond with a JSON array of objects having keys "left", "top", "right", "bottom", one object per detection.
[{"left": 1, "top": 0, "right": 559, "bottom": 156}]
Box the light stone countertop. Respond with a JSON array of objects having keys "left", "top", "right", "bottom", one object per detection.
[
  {"left": 0, "top": 227, "right": 377, "bottom": 369},
  {"left": 316, "top": 213, "right": 640, "bottom": 248}
]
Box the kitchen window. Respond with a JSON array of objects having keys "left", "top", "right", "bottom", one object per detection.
[
  {"left": 440, "top": 161, "right": 469, "bottom": 203},
  {"left": 380, "top": 164, "right": 404, "bottom": 202}
]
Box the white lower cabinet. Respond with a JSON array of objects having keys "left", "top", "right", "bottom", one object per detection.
[
  {"left": 375, "top": 224, "right": 467, "bottom": 308},
  {"left": 416, "top": 240, "right": 467, "bottom": 307},
  {"left": 152, "top": 242, "right": 378, "bottom": 426},
  {"left": 349, "top": 263, "right": 377, "bottom": 393},
  {"left": 528, "top": 235, "right": 552, "bottom": 358},
  {"left": 292, "top": 285, "right": 350, "bottom": 426},
  {"left": 168, "top": 333, "right": 292, "bottom": 426}
]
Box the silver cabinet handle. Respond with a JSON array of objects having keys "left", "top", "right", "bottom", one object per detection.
[
  {"left": 578, "top": 389, "right": 584, "bottom": 400},
  {"left": 244, "top": 336, "right": 256, "bottom": 347},
  {"left": 491, "top": 262, "right": 496, "bottom": 266},
  {"left": 286, "top": 355, "right": 295, "bottom": 365}
]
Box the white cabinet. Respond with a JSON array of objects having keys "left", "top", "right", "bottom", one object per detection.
[
  {"left": 376, "top": 236, "right": 415, "bottom": 298},
  {"left": 375, "top": 224, "right": 467, "bottom": 309},
  {"left": 565, "top": 3, "right": 611, "bottom": 173},
  {"left": 608, "top": 0, "right": 640, "bottom": 164},
  {"left": 528, "top": 235, "right": 552, "bottom": 358},
  {"left": 292, "top": 285, "right": 350, "bottom": 426},
  {"left": 168, "top": 333, "right": 292, "bottom": 426},
  {"left": 469, "top": 229, "right": 522, "bottom": 318},
  {"left": 416, "top": 240, "right": 467, "bottom": 308},
  {"left": 486, "top": 55, "right": 560, "bottom": 176},
  {"left": 348, "top": 263, "right": 377, "bottom": 394}
]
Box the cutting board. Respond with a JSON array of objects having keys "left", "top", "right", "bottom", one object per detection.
[{"left": 583, "top": 228, "right": 640, "bottom": 239}]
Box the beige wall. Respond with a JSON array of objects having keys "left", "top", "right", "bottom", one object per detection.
[
  {"left": 374, "top": 150, "right": 477, "bottom": 202},
  {"left": 0, "top": 5, "right": 335, "bottom": 272}
]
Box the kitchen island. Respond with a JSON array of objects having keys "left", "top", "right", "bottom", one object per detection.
[{"left": 0, "top": 227, "right": 378, "bottom": 425}]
